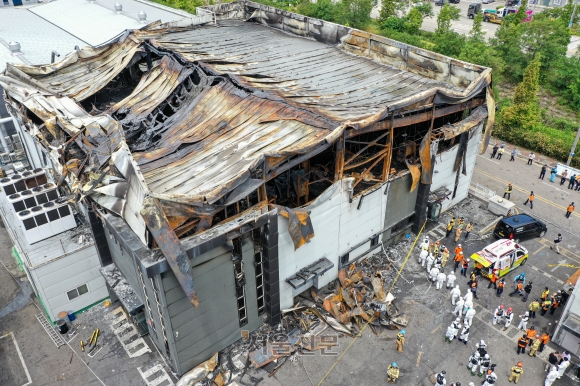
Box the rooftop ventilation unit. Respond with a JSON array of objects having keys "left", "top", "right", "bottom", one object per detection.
[
  {"left": 8, "top": 42, "right": 21, "bottom": 54},
  {"left": 138, "top": 11, "right": 147, "bottom": 22},
  {"left": 114, "top": 2, "right": 122, "bottom": 12},
  {"left": 17, "top": 201, "right": 76, "bottom": 244},
  {"left": 0, "top": 169, "right": 48, "bottom": 196}
]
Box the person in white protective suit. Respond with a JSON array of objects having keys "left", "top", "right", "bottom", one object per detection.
[
  {"left": 503, "top": 307, "right": 514, "bottom": 331},
  {"left": 426, "top": 253, "right": 435, "bottom": 273},
  {"left": 544, "top": 367, "right": 559, "bottom": 386},
  {"left": 464, "top": 308, "right": 476, "bottom": 327},
  {"left": 445, "top": 318, "right": 461, "bottom": 343},
  {"left": 517, "top": 311, "right": 529, "bottom": 330},
  {"left": 453, "top": 297, "right": 465, "bottom": 317},
  {"left": 420, "top": 236, "right": 429, "bottom": 251},
  {"left": 481, "top": 365, "right": 497, "bottom": 386},
  {"left": 446, "top": 271, "right": 456, "bottom": 289},
  {"left": 492, "top": 305, "right": 504, "bottom": 325},
  {"left": 436, "top": 269, "right": 447, "bottom": 290},
  {"left": 464, "top": 297, "right": 474, "bottom": 314},
  {"left": 450, "top": 285, "right": 461, "bottom": 305},
  {"left": 430, "top": 266, "right": 439, "bottom": 282},
  {"left": 478, "top": 354, "right": 491, "bottom": 378},
  {"left": 557, "top": 357, "right": 570, "bottom": 379},
  {"left": 476, "top": 340, "right": 487, "bottom": 356},
  {"left": 458, "top": 324, "right": 470, "bottom": 344},
  {"left": 464, "top": 290, "right": 473, "bottom": 302},
  {"left": 467, "top": 351, "right": 480, "bottom": 375},
  {"left": 435, "top": 370, "right": 446, "bottom": 386},
  {"left": 419, "top": 248, "right": 429, "bottom": 267}
]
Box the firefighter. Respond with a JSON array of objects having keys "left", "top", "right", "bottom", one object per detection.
[
  {"left": 540, "top": 287, "right": 550, "bottom": 302},
  {"left": 539, "top": 333, "right": 550, "bottom": 352},
  {"left": 517, "top": 334, "right": 528, "bottom": 355},
  {"left": 441, "top": 246, "right": 450, "bottom": 268},
  {"left": 529, "top": 335, "right": 541, "bottom": 357},
  {"left": 429, "top": 242, "right": 435, "bottom": 255},
  {"left": 446, "top": 218, "right": 456, "bottom": 238},
  {"left": 549, "top": 295, "right": 560, "bottom": 315},
  {"left": 496, "top": 279, "right": 505, "bottom": 297},
  {"left": 529, "top": 298, "right": 540, "bottom": 318},
  {"left": 455, "top": 222, "right": 463, "bottom": 242},
  {"left": 508, "top": 362, "right": 523, "bottom": 384},
  {"left": 503, "top": 183, "right": 513, "bottom": 200},
  {"left": 395, "top": 330, "right": 405, "bottom": 353},
  {"left": 386, "top": 362, "right": 399, "bottom": 383},
  {"left": 541, "top": 298, "right": 552, "bottom": 316},
  {"left": 433, "top": 241, "right": 440, "bottom": 256}
]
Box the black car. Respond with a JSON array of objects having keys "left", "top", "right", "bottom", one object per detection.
[
  {"left": 493, "top": 214, "right": 547, "bottom": 243},
  {"left": 450, "top": 0, "right": 460, "bottom": 3},
  {"left": 435, "top": 0, "right": 448, "bottom": 5}
]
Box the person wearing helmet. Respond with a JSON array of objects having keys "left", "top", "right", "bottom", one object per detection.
[
  {"left": 429, "top": 242, "right": 435, "bottom": 255},
  {"left": 503, "top": 307, "right": 514, "bottom": 331},
  {"left": 529, "top": 334, "right": 541, "bottom": 357},
  {"left": 441, "top": 246, "right": 450, "bottom": 268},
  {"left": 454, "top": 244, "right": 463, "bottom": 257},
  {"left": 434, "top": 240, "right": 441, "bottom": 256},
  {"left": 446, "top": 217, "right": 455, "bottom": 238},
  {"left": 468, "top": 351, "right": 480, "bottom": 375},
  {"left": 386, "top": 362, "right": 399, "bottom": 383},
  {"left": 526, "top": 326, "right": 537, "bottom": 345},
  {"left": 434, "top": 254, "right": 443, "bottom": 269},
  {"left": 458, "top": 323, "right": 470, "bottom": 344},
  {"left": 435, "top": 370, "right": 446, "bottom": 385},
  {"left": 517, "top": 334, "right": 528, "bottom": 355},
  {"left": 446, "top": 270, "right": 456, "bottom": 289},
  {"left": 418, "top": 247, "right": 429, "bottom": 268},
  {"left": 493, "top": 305, "right": 505, "bottom": 325},
  {"left": 508, "top": 361, "right": 523, "bottom": 383},
  {"left": 395, "top": 330, "right": 405, "bottom": 353},
  {"left": 476, "top": 340, "right": 487, "bottom": 356},
  {"left": 430, "top": 265, "right": 440, "bottom": 283},
  {"left": 496, "top": 278, "right": 506, "bottom": 297},
  {"left": 517, "top": 311, "right": 529, "bottom": 331},
  {"left": 420, "top": 236, "right": 429, "bottom": 251},
  {"left": 513, "top": 272, "right": 526, "bottom": 289},
  {"left": 482, "top": 364, "right": 497, "bottom": 386},
  {"left": 445, "top": 317, "right": 461, "bottom": 343},
  {"left": 478, "top": 353, "right": 491, "bottom": 378}
]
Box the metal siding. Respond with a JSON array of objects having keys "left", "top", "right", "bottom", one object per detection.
[
  {"left": 106, "top": 227, "right": 142, "bottom": 298},
  {"left": 383, "top": 173, "right": 416, "bottom": 232}
]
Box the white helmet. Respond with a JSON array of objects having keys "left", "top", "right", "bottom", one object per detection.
[
  {"left": 455, "top": 317, "right": 461, "bottom": 322},
  {"left": 484, "top": 354, "right": 490, "bottom": 359},
  {"left": 458, "top": 244, "right": 461, "bottom": 247},
  {"left": 525, "top": 311, "right": 529, "bottom": 316},
  {"left": 456, "top": 285, "right": 459, "bottom": 289}
]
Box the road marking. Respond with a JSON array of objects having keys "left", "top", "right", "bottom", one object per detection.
[
  {"left": 541, "top": 182, "right": 569, "bottom": 194},
  {"left": 478, "top": 155, "right": 500, "bottom": 165},
  {"left": 416, "top": 351, "right": 422, "bottom": 367},
  {"left": 538, "top": 239, "right": 580, "bottom": 265},
  {"left": 138, "top": 364, "right": 174, "bottom": 386},
  {"left": 0, "top": 332, "right": 32, "bottom": 386},
  {"left": 107, "top": 307, "right": 151, "bottom": 358},
  {"left": 551, "top": 259, "right": 567, "bottom": 272},
  {"left": 431, "top": 325, "right": 441, "bottom": 335},
  {"left": 474, "top": 168, "right": 580, "bottom": 219},
  {"left": 533, "top": 245, "right": 546, "bottom": 255}
]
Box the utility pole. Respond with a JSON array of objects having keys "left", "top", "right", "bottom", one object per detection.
[
  {"left": 569, "top": 2, "right": 577, "bottom": 28},
  {"left": 567, "top": 126, "right": 580, "bottom": 166}
]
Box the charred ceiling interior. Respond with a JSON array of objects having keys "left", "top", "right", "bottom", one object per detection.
[{"left": 0, "top": 0, "right": 494, "bottom": 314}]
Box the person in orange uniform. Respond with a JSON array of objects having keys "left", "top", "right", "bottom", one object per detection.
[
  {"left": 453, "top": 250, "right": 464, "bottom": 272},
  {"left": 523, "top": 191, "right": 535, "bottom": 209},
  {"left": 488, "top": 270, "right": 499, "bottom": 289},
  {"left": 525, "top": 326, "right": 537, "bottom": 345},
  {"left": 539, "top": 333, "right": 550, "bottom": 352},
  {"left": 566, "top": 202, "right": 575, "bottom": 218}
]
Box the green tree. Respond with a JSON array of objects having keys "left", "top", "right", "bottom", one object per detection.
[
  {"left": 497, "top": 55, "right": 542, "bottom": 135},
  {"left": 297, "top": 0, "right": 338, "bottom": 21},
  {"left": 511, "top": 0, "right": 529, "bottom": 25},
  {"left": 338, "top": 0, "right": 377, "bottom": 29},
  {"left": 379, "top": 0, "right": 398, "bottom": 22},
  {"left": 404, "top": 7, "right": 424, "bottom": 33},
  {"left": 547, "top": 55, "right": 580, "bottom": 110},
  {"left": 414, "top": 2, "right": 434, "bottom": 18},
  {"left": 435, "top": 3, "right": 460, "bottom": 34}
]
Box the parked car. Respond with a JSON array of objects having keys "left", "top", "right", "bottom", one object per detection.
[
  {"left": 449, "top": 0, "right": 460, "bottom": 3},
  {"left": 434, "top": 0, "right": 448, "bottom": 5},
  {"left": 482, "top": 0, "right": 495, "bottom": 4},
  {"left": 493, "top": 214, "right": 547, "bottom": 243},
  {"left": 467, "top": 3, "right": 481, "bottom": 18}
]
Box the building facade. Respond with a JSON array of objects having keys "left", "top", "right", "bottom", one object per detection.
[{"left": 1, "top": 0, "right": 494, "bottom": 375}]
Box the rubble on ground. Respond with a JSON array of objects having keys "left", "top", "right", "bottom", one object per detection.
[{"left": 176, "top": 245, "right": 410, "bottom": 386}]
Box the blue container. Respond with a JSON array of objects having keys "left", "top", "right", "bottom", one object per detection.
[{"left": 68, "top": 311, "right": 76, "bottom": 322}]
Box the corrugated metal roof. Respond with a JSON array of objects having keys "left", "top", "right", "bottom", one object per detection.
[{"left": 138, "top": 20, "right": 465, "bottom": 122}]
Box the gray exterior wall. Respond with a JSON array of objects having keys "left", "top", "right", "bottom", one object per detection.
[
  {"left": 382, "top": 172, "right": 417, "bottom": 241},
  {"left": 159, "top": 233, "right": 263, "bottom": 375}
]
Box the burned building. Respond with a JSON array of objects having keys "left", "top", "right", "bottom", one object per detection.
[{"left": 0, "top": 0, "right": 494, "bottom": 375}]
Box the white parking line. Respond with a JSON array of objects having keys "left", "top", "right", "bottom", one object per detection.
[
  {"left": 138, "top": 364, "right": 174, "bottom": 386},
  {"left": 541, "top": 182, "right": 570, "bottom": 194},
  {"left": 0, "top": 332, "right": 32, "bottom": 386},
  {"left": 478, "top": 155, "right": 500, "bottom": 165},
  {"left": 107, "top": 307, "right": 152, "bottom": 358}
]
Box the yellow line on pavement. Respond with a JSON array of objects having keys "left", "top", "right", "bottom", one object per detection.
[
  {"left": 533, "top": 245, "right": 547, "bottom": 255},
  {"left": 538, "top": 238, "right": 580, "bottom": 265},
  {"left": 475, "top": 168, "right": 580, "bottom": 219}
]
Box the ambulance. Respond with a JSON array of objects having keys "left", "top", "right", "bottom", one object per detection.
[{"left": 470, "top": 239, "right": 528, "bottom": 279}]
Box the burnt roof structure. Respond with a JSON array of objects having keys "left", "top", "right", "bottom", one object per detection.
[{"left": 0, "top": 0, "right": 494, "bottom": 314}]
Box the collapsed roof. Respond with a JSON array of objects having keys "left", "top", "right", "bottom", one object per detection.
[{"left": 0, "top": 0, "right": 493, "bottom": 307}]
